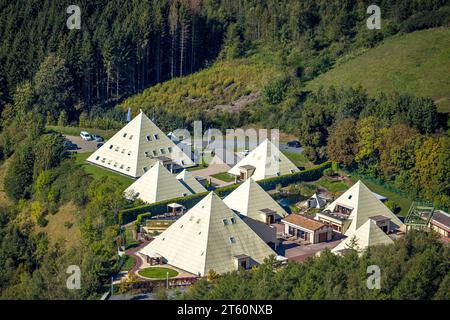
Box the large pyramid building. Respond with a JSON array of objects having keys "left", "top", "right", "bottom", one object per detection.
[
  {"left": 87, "top": 111, "right": 194, "bottom": 178},
  {"left": 331, "top": 219, "right": 394, "bottom": 255},
  {"left": 316, "top": 180, "right": 404, "bottom": 236},
  {"left": 139, "top": 192, "right": 277, "bottom": 276},
  {"left": 124, "top": 162, "right": 193, "bottom": 204},
  {"left": 223, "top": 178, "right": 287, "bottom": 223},
  {"left": 228, "top": 139, "right": 299, "bottom": 181}
]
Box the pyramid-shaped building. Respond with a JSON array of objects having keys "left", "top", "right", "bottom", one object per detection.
[
  {"left": 139, "top": 192, "right": 277, "bottom": 276},
  {"left": 331, "top": 219, "right": 394, "bottom": 254},
  {"left": 228, "top": 139, "right": 299, "bottom": 181},
  {"left": 316, "top": 180, "right": 404, "bottom": 236},
  {"left": 87, "top": 111, "right": 194, "bottom": 178},
  {"left": 124, "top": 162, "right": 193, "bottom": 204},
  {"left": 223, "top": 178, "right": 287, "bottom": 223}
]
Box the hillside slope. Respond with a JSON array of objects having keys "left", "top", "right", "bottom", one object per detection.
[
  {"left": 306, "top": 28, "right": 450, "bottom": 112},
  {"left": 118, "top": 55, "right": 283, "bottom": 123}
]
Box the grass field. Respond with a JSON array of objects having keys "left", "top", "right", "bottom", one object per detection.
[
  {"left": 314, "top": 177, "right": 349, "bottom": 193},
  {"left": 211, "top": 172, "right": 235, "bottom": 182},
  {"left": 138, "top": 267, "right": 179, "bottom": 279},
  {"left": 74, "top": 152, "right": 134, "bottom": 189},
  {"left": 46, "top": 125, "right": 118, "bottom": 140},
  {"left": 283, "top": 152, "right": 314, "bottom": 168},
  {"left": 120, "top": 255, "right": 136, "bottom": 272},
  {"left": 306, "top": 28, "right": 450, "bottom": 113},
  {"left": 35, "top": 202, "right": 82, "bottom": 249}
]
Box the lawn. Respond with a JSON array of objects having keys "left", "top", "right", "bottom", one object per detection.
[
  {"left": 138, "top": 267, "right": 179, "bottom": 279},
  {"left": 306, "top": 28, "right": 450, "bottom": 113},
  {"left": 314, "top": 177, "right": 348, "bottom": 193},
  {"left": 120, "top": 255, "right": 136, "bottom": 272},
  {"left": 283, "top": 152, "right": 313, "bottom": 169},
  {"left": 46, "top": 125, "right": 118, "bottom": 139},
  {"left": 211, "top": 172, "right": 235, "bottom": 182},
  {"left": 74, "top": 152, "right": 134, "bottom": 189}
]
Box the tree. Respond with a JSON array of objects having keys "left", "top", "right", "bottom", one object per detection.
[
  {"left": 34, "top": 53, "right": 73, "bottom": 120},
  {"left": 411, "top": 136, "right": 450, "bottom": 207},
  {"left": 57, "top": 111, "right": 68, "bottom": 127},
  {"left": 327, "top": 118, "right": 358, "bottom": 167},
  {"left": 4, "top": 140, "right": 35, "bottom": 200}
]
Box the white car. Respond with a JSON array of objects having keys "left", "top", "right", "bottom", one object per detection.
[
  {"left": 241, "top": 149, "right": 250, "bottom": 156},
  {"left": 80, "top": 131, "right": 92, "bottom": 141}
]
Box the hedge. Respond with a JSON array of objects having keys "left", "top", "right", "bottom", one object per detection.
[{"left": 120, "top": 161, "right": 331, "bottom": 225}]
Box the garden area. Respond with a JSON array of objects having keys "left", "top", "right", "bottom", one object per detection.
[
  {"left": 211, "top": 172, "right": 235, "bottom": 182},
  {"left": 138, "top": 267, "right": 179, "bottom": 279}
]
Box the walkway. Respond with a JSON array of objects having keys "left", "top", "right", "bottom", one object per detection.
[
  {"left": 192, "top": 163, "right": 236, "bottom": 187},
  {"left": 125, "top": 239, "right": 150, "bottom": 276}
]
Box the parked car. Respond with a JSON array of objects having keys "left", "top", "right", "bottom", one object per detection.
[
  {"left": 287, "top": 140, "right": 301, "bottom": 148},
  {"left": 92, "top": 134, "right": 104, "bottom": 142},
  {"left": 96, "top": 143, "right": 104, "bottom": 149},
  {"left": 63, "top": 140, "right": 78, "bottom": 150},
  {"left": 241, "top": 149, "right": 250, "bottom": 156},
  {"left": 80, "top": 131, "right": 92, "bottom": 141}
]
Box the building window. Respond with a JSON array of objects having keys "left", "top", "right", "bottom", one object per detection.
[
  {"left": 115, "top": 147, "right": 119, "bottom": 152},
  {"left": 95, "top": 156, "right": 100, "bottom": 161},
  {"left": 196, "top": 219, "right": 201, "bottom": 224},
  {"left": 168, "top": 147, "right": 172, "bottom": 153},
  {"left": 222, "top": 219, "right": 229, "bottom": 226},
  {"left": 230, "top": 217, "right": 236, "bottom": 224},
  {"left": 126, "top": 167, "right": 130, "bottom": 172},
  {"left": 154, "top": 134, "right": 159, "bottom": 140},
  {"left": 189, "top": 216, "right": 194, "bottom": 221},
  {"left": 229, "top": 236, "right": 236, "bottom": 244},
  {"left": 276, "top": 172, "right": 281, "bottom": 176},
  {"left": 109, "top": 145, "right": 113, "bottom": 149},
  {"left": 153, "top": 150, "right": 158, "bottom": 156},
  {"left": 146, "top": 135, "right": 151, "bottom": 142},
  {"left": 120, "top": 164, "right": 124, "bottom": 169},
  {"left": 181, "top": 160, "right": 185, "bottom": 165},
  {"left": 180, "top": 225, "right": 183, "bottom": 229},
  {"left": 143, "top": 167, "right": 148, "bottom": 172},
  {"left": 121, "top": 149, "right": 125, "bottom": 154},
  {"left": 128, "top": 151, "right": 132, "bottom": 156},
  {"left": 123, "top": 133, "right": 127, "bottom": 138},
  {"left": 348, "top": 195, "right": 352, "bottom": 200},
  {"left": 129, "top": 135, "right": 133, "bottom": 140},
  {"left": 160, "top": 148, "right": 165, "bottom": 154}
]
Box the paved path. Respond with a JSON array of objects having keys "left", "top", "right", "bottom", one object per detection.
[
  {"left": 125, "top": 240, "right": 150, "bottom": 276},
  {"left": 192, "top": 164, "right": 236, "bottom": 187}
]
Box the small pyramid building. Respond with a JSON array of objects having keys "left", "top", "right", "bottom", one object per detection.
[
  {"left": 124, "top": 162, "right": 192, "bottom": 204},
  {"left": 87, "top": 111, "right": 194, "bottom": 178},
  {"left": 331, "top": 219, "right": 394, "bottom": 254},
  {"left": 308, "top": 193, "right": 327, "bottom": 209},
  {"left": 176, "top": 169, "right": 207, "bottom": 194},
  {"left": 139, "top": 192, "right": 277, "bottom": 276},
  {"left": 228, "top": 139, "right": 299, "bottom": 181},
  {"left": 320, "top": 180, "right": 404, "bottom": 236},
  {"left": 223, "top": 178, "right": 288, "bottom": 223}
]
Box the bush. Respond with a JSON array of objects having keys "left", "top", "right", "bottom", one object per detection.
[
  {"left": 37, "top": 215, "right": 48, "bottom": 227},
  {"left": 263, "top": 77, "right": 290, "bottom": 105}
]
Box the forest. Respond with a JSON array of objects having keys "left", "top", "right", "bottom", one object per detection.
[{"left": 0, "top": 0, "right": 449, "bottom": 299}]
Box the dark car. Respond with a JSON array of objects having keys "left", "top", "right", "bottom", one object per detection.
[
  {"left": 92, "top": 135, "right": 104, "bottom": 142},
  {"left": 63, "top": 141, "right": 78, "bottom": 150},
  {"left": 96, "top": 143, "right": 104, "bottom": 149},
  {"left": 287, "top": 140, "right": 301, "bottom": 148}
]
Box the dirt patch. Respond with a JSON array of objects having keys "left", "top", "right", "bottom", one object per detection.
[
  {"left": 35, "top": 202, "right": 82, "bottom": 249},
  {"left": 212, "top": 92, "right": 260, "bottom": 113}
]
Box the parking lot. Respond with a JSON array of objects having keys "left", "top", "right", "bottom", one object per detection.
[{"left": 65, "top": 135, "right": 101, "bottom": 153}]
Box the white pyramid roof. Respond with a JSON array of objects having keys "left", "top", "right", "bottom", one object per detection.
[
  {"left": 140, "top": 192, "right": 276, "bottom": 276},
  {"left": 228, "top": 139, "right": 299, "bottom": 181},
  {"left": 124, "top": 162, "right": 192, "bottom": 204},
  {"left": 223, "top": 178, "right": 288, "bottom": 221},
  {"left": 309, "top": 193, "right": 327, "bottom": 209},
  {"left": 176, "top": 170, "right": 207, "bottom": 194},
  {"left": 324, "top": 180, "right": 404, "bottom": 236},
  {"left": 87, "top": 111, "right": 194, "bottom": 178},
  {"left": 332, "top": 219, "right": 394, "bottom": 254}
]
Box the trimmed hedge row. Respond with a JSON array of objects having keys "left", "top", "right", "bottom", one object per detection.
[{"left": 120, "top": 161, "right": 331, "bottom": 225}]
